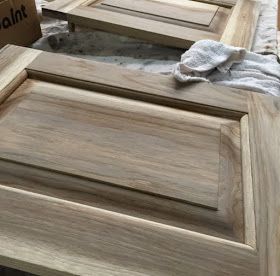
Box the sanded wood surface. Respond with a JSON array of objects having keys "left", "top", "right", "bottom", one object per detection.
[
  {"left": 0, "top": 79, "right": 237, "bottom": 208},
  {"left": 97, "top": 0, "right": 218, "bottom": 26},
  {"left": 0, "top": 45, "right": 279, "bottom": 276},
  {"left": 0, "top": 75, "right": 246, "bottom": 243},
  {"left": 42, "top": 0, "right": 260, "bottom": 49},
  {"left": 27, "top": 51, "right": 249, "bottom": 117},
  {"left": 42, "top": 0, "right": 231, "bottom": 48},
  {"left": 68, "top": 6, "right": 220, "bottom": 48},
  {"left": 152, "top": 0, "right": 220, "bottom": 10},
  {"left": 192, "top": 0, "right": 237, "bottom": 7},
  {"left": 41, "top": 0, "right": 90, "bottom": 19},
  {"left": 241, "top": 115, "right": 256, "bottom": 249},
  {"left": 0, "top": 45, "right": 41, "bottom": 104},
  {"left": 248, "top": 94, "right": 280, "bottom": 276},
  {"left": 220, "top": 0, "right": 261, "bottom": 49},
  {"left": 0, "top": 148, "right": 243, "bottom": 243},
  {"left": 0, "top": 185, "right": 259, "bottom": 276}
]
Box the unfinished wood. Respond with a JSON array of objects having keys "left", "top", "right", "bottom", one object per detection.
[
  {"left": 26, "top": 52, "right": 249, "bottom": 117},
  {"left": 0, "top": 79, "right": 235, "bottom": 208},
  {"left": 39, "top": 0, "right": 86, "bottom": 12},
  {"left": 0, "top": 185, "right": 259, "bottom": 276},
  {"left": 0, "top": 78, "right": 244, "bottom": 242},
  {"left": 95, "top": 0, "right": 230, "bottom": 34},
  {"left": 0, "top": 154, "right": 241, "bottom": 242},
  {"left": 0, "top": 45, "right": 41, "bottom": 104},
  {"left": 221, "top": 0, "right": 261, "bottom": 49},
  {"left": 151, "top": 0, "right": 220, "bottom": 10},
  {"left": 42, "top": 0, "right": 232, "bottom": 48},
  {"left": 97, "top": 0, "right": 218, "bottom": 26},
  {"left": 248, "top": 94, "right": 280, "bottom": 276},
  {"left": 41, "top": 0, "right": 91, "bottom": 19},
  {"left": 0, "top": 45, "right": 279, "bottom": 276},
  {"left": 192, "top": 0, "right": 237, "bottom": 7},
  {"left": 68, "top": 6, "right": 220, "bottom": 49},
  {"left": 207, "top": 7, "right": 231, "bottom": 35},
  {"left": 241, "top": 115, "right": 256, "bottom": 249},
  {"left": 93, "top": 1, "right": 231, "bottom": 35},
  {"left": 218, "top": 122, "right": 244, "bottom": 242},
  {"left": 42, "top": 0, "right": 259, "bottom": 49}
]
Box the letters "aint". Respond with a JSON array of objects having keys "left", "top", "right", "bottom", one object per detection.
[{"left": 0, "top": 5, "right": 28, "bottom": 30}]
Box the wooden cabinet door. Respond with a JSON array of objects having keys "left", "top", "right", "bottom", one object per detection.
[
  {"left": 42, "top": 0, "right": 260, "bottom": 49},
  {"left": 0, "top": 45, "right": 279, "bottom": 276}
]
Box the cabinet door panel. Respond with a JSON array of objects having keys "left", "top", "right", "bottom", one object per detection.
[
  {"left": 96, "top": 0, "right": 218, "bottom": 26},
  {"left": 42, "top": 0, "right": 260, "bottom": 49},
  {"left": 0, "top": 45, "right": 279, "bottom": 276},
  {"left": 0, "top": 79, "right": 227, "bottom": 208}
]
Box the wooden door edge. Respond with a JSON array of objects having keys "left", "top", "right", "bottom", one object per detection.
[
  {"left": 220, "top": 0, "right": 261, "bottom": 49},
  {"left": 241, "top": 115, "right": 257, "bottom": 249},
  {"left": 248, "top": 93, "right": 280, "bottom": 276},
  {"left": 0, "top": 45, "right": 41, "bottom": 105},
  {"left": 0, "top": 184, "right": 259, "bottom": 276},
  {"left": 191, "top": 0, "right": 237, "bottom": 8}
]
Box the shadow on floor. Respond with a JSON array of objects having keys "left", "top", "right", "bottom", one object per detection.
[{"left": 0, "top": 267, "right": 36, "bottom": 276}]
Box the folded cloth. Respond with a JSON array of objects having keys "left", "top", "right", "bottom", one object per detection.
[{"left": 173, "top": 40, "right": 280, "bottom": 96}]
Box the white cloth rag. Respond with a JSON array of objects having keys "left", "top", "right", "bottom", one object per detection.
[{"left": 173, "top": 40, "right": 280, "bottom": 96}]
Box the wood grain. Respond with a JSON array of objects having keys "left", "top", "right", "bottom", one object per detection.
[
  {"left": 0, "top": 45, "right": 41, "bottom": 104},
  {"left": 241, "top": 115, "right": 256, "bottom": 248},
  {"left": 151, "top": 0, "right": 220, "bottom": 10},
  {"left": 0, "top": 79, "right": 241, "bottom": 209},
  {"left": 68, "top": 6, "right": 220, "bottom": 49},
  {"left": 221, "top": 0, "right": 261, "bottom": 49},
  {"left": 208, "top": 7, "right": 231, "bottom": 35},
  {"left": 0, "top": 185, "right": 259, "bottom": 276},
  {"left": 218, "top": 122, "right": 244, "bottom": 242},
  {"left": 26, "top": 51, "right": 249, "bottom": 118},
  {"left": 41, "top": 0, "right": 90, "bottom": 19},
  {"left": 1, "top": 45, "right": 278, "bottom": 276},
  {"left": 42, "top": 0, "right": 232, "bottom": 48},
  {"left": 40, "top": 0, "right": 87, "bottom": 12},
  {"left": 248, "top": 94, "right": 280, "bottom": 275},
  {"left": 0, "top": 154, "right": 243, "bottom": 242},
  {"left": 0, "top": 78, "right": 245, "bottom": 242},
  {"left": 42, "top": 0, "right": 260, "bottom": 49},
  {"left": 98, "top": 0, "right": 218, "bottom": 26},
  {"left": 192, "top": 0, "right": 237, "bottom": 7}
]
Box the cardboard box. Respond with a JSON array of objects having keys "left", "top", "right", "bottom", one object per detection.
[{"left": 0, "top": 0, "right": 42, "bottom": 48}]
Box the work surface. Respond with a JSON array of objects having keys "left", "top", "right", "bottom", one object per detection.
[{"left": 34, "top": 0, "right": 279, "bottom": 74}]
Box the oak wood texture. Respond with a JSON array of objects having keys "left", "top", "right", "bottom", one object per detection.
[
  {"left": 0, "top": 45, "right": 41, "bottom": 105},
  {"left": 67, "top": 5, "right": 220, "bottom": 49},
  {"left": 27, "top": 51, "right": 249, "bottom": 117},
  {"left": 220, "top": 0, "right": 261, "bottom": 48},
  {"left": 241, "top": 115, "right": 256, "bottom": 248},
  {"left": 96, "top": 0, "right": 219, "bottom": 26},
  {"left": 0, "top": 78, "right": 244, "bottom": 243},
  {"left": 0, "top": 45, "right": 279, "bottom": 276},
  {"left": 248, "top": 94, "right": 280, "bottom": 276},
  {"left": 41, "top": 0, "right": 92, "bottom": 19},
  {"left": 0, "top": 185, "right": 259, "bottom": 276},
  {"left": 192, "top": 0, "right": 237, "bottom": 7},
  {"left": 42, "top": 0, "right": 260, "bottom": 49},
  {"left": 0, "top": 79, "right": 232, "bottom": 208}
]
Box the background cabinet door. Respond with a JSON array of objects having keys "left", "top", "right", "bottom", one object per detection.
[
  {"left": 43, "top": 0, "right": 261, "bottom": 49},
  {"left": 0, "top": 45, "right": 279, "bottom": 276}
]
